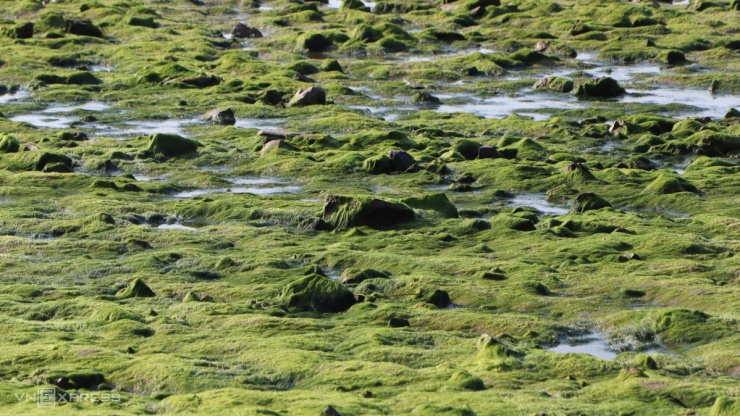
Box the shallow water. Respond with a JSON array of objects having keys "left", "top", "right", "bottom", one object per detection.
[
  {"left": 42, "top": 101, "right": 110, "bottom": 113},
  {"left": 0, "top": 89, "right": 31, "bottom": 104},
  {"left": 548, "top": 333, "right": 618, "bottom": 360},
  {"left": 173, "top": 179, "right": 303, "bottom": 198},
  {"left": 157, "top": 223, "right": 198, "bottom": 231},
  {"left": 507, "top": 194, "right": 570, "bottom": 215},
  {"left": 90, "top": 118, "right": 202, "bottom": 138},
  {"left": 10, "top": 114, "right": 79, "bottom": 129},
  {"left": 234, "top": 118, "right": 286, "bottom": 130}
]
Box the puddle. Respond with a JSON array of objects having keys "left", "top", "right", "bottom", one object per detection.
[
  {"left": 507, "top": 193, "right": 569, "bottom": 215},
  {"left": 324, "top": 268, "right": 342, "bottom": 281},
  {"left": 172, "top": 177, "right": 302, "bottom": 198},
  {"left": 621, "top": 88, "right": 739, "bottom": 119},
  {"left": 0, "top": 89, "right": 31, "bottom": 104},
  {"left": 90, "top": 118, "right": 202, "bottom": 138},
  {"left": 234, "top": 118, "right": 285, "bottom": 130},
  {"left": 548, "top": 333, "right": 618, "bottom": 360},
  {"left": 157, "top": 223, "right": 198, "bottom": 231},
  {"left": 10, "top": 114, "right": 79, "bottom": 129},
  {"left": 42, "top": 101, "right": 110, "bottom": 113},
  {"left": 89, "top": 64, "right": 115, "bottom": 72},
  {"left": 132, "top": 173, "right": 168, "bottom": 182},
  {"left": 326, "top": 0, "right": 376, "bottom": 10}
]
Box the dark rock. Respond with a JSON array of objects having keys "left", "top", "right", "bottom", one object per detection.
[
  {"left": 629, "top": 157, "right": 657, "bottom": 171},
  {"left": 417, "top": 288, "right": 451, "bottom": 308},
  {"left": 323, "top": 195, "right": 415, "bottom": 228},
  {"left": 478, "top": 145, "right": 502, "bottom": 159},
  {"left": 179, "top": 74, "right": 222, "bottom": 88},
  {"left": 54, "top": 377, "right": 72, "bottom": 389},
  {"left": 203, "top": 108, "right": 236, "bottom": 125},
  {"left": 323, "top": 405, "right": 343, "bottom": 416},
  {"left": 64, "top": 19, "right": 103, "bottom": 37},
  {"left": 388, "top": 150, "right": 418, "bottom": 172},
  {"left": 231, "top": 23, "right": 263, "bottom": 39},
  {"left": 320, "top": 59, "right": 344, "bottom": 73},
  {"left": 725, "top": 108, "right": 740, "bottom": 119},
  {"left": 288, "top": 86, "right": 326, "bottom": 107},
  {"left": 5, "top": 22, "right": 34, "bottom": 39},
  {"left": 389, "top": 317, "right": 411, "bottom": 327},
  {"left": 570, "top": 192, "right": 611, "bottom": 213},
  {"left": 258, "top": 90, "right": 284, "bottom": 106}
]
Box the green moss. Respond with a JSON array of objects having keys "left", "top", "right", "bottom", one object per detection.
[{"left": 490, "top": 214, "right": 536, "bottom": 231}]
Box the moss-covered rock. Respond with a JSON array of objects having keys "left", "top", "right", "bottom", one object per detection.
[
  {"left": 281, "top": 274, "right": 356, "bottom": 313},
  {"left": 323, "top": 195, "right": 415, "bottom": 228},
  {"left": 490, "top": 214, "right": 536, "bottom": 231},
  {"left": 570, "top": 193, "right": 611, "bottom": 213},
  {"left": 574, "top": 77, "right": 625, "bottom": 99},
  {"left": 533, "top": 76, "right": 574, "bottom": 93},
  {"left": 147, "top": 134, "right": 200, "bottom": 157}
]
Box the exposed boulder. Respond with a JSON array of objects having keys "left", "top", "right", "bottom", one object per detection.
[
  {"left": 64, "top": 19, "right": 103, "bottom": 37},
  {"left": 281, "top": 274, "right": 356, "bottom": 313},
  {"left": 288, "top": 86, "right": 326, "bottom": 107},
  {"left": 203, "top": 108, "right": 236, "bottom": 125},
  {"left": 178, "top": 74, "right": 222, "bottom": 88},
  {"left": 388, "top": 150, "right": 418, "bottom": 172},
  {"left": 478, "top": 145, "right": 502, "bottom": 159},
  {"left": 261, "top": 139, "right": 293, "bottom": 157},
  {"left": 231, "top": 23, "right": 262, "bottom": 38},
  {"left": 4, "top": 22, "right": 34, "bottom": 39},
  {"left": 323, "top": 195, "right": 415, "bottom": 228},
  {"left": 533, "top": 76, "right": 574, "bottom": 93}
]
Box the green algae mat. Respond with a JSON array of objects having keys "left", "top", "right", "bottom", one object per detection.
[{"left": 1, "top": 0, "right": 740, "bottom": 414}]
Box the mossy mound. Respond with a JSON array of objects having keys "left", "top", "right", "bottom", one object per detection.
[
  {"left": 401, "top": 193, "right": 459, "bottom": 218},
  {"left": 147, "top": 134, "right": 200, "bottom": 157},
  {"left": 447, "top": 370, "right": 486, "bottom": 391},
  {"left": 323, "top": 195, "right": 415, "bottom": 229},
  {"left": 118, "top": 278, "right": 156, "bottom": 299},
  {"left": 490, "top": 214, "right": 536, "bottom": 231},
  {"left": 533, "top": 76, "right": 574, "bottom": 93},
  {"left": 643, "top": 175, "right": 700, "bottom": 195},
  {"left": 281, "top": 274, "right": 356, "bottom": 313},
  {"left": 0, "top": 135, "right": 20, "bottom": 153}
]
